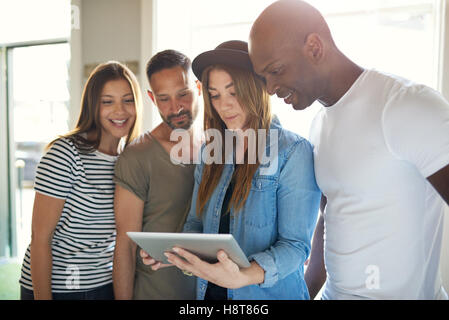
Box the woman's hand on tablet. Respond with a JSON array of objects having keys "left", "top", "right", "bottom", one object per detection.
[
  {"left": 140, "top": 249, "right": 173, "bottom": 270},
  {"left": 164, "top": 247, "right": 265, "bottom": 289}
]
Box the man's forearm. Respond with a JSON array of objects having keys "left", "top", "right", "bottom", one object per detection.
[{"left": 113, "top": 235, "right": 137, "bottom": 300}]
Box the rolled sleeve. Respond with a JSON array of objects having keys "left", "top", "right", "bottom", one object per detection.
[{"left": 248, "top": 252, "right": 279, "bottom": 288}]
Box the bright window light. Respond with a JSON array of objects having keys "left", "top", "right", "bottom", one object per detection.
[
  {"left": 0, "top": 0, "right": 71, "bottom": 44},
  {"left": 155, "top": 0, "right": 438, "bottom": 139}
]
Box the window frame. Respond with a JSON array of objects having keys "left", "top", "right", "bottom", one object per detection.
[{"left": 0, "top": 38, "right": 69, "bottom": 259}]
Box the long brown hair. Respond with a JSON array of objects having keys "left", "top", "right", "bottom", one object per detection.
[
  {"left": 48, "top": 61, "right": 142, "bottom": 152},
  {"left": 196, "top": 64, "right": 272, "bottom": 216}
]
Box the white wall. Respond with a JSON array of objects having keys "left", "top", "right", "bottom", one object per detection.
[
  {"left": 70, "top": 0, "right": 154, "bottom": 132},
  {"left": 69, "top": 0, "right": 82, "bottom": 130},
  {"left": 139, "top": 0, "right": 155, "bottom": 131}
]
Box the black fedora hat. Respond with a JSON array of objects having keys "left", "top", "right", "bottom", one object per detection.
[{"left": 192, "top": 40, "right": 254, "bottom": 80}]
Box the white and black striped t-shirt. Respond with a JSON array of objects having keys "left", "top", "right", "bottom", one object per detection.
[{"left": 19, "top": 137, "right": 118, "bottom": 293}]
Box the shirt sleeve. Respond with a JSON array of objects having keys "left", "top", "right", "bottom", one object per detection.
[
  {"left": 114, "top": 148, "right": 149, "bottom": 202},
  {"left": 382, "top": 85, "right": 449, "bottom": 178},
  {"left": 249, "top": 138, "right": 321, "bottom": 288},
  {"left": 33, "top": 138, "right": 78, "bottom": 199}
]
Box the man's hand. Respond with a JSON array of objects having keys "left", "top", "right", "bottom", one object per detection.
[{"left": 140, "top": 249, "right": 173, "bottom": 270}]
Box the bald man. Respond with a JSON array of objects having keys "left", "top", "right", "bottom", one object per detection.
[{"left": 249, "top": 0, "right": 449, "bottom": 300}]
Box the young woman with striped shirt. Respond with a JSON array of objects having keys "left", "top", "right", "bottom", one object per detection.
[{"left": 19, "top": 61, "right": 142, "bottom": 300}]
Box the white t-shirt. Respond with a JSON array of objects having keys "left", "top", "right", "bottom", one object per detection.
[{"left": 309, "top": 69, "right": 449, "bottom": 299}]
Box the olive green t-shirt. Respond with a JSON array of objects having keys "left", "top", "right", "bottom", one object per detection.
[{"left": 114, "top": 132, "right": 196, "bottom": 300}]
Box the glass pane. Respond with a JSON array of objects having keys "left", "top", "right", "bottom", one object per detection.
[
  {"left": 10, "top": 43, "right": 70, "bottom": 258},
  {"left": 0, "top": 0, "right": 71, "bottom": 44}
]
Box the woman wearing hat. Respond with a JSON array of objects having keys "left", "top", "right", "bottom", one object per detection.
[{"left": 141, "top": 40, "right": 321, "bottom": 300}]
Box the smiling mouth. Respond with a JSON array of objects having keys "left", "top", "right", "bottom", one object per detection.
[
  {"left": 282, "top": 91, "right": 294, "bottom": 104},
  {"left": 110, "top": 119, "right": 128, "bottom": 127}
]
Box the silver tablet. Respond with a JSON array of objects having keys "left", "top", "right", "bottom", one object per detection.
[{"left": 127, "top": 232, "right": 251, "bottom": 268}]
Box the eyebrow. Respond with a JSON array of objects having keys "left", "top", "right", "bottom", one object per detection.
[
  {"left": 101, "top": 93, "right": 133, "bottom": 98},
  {"left": 208, "top": 82, "right": 234, "bottom": 91},
  {"left": 261, "top": 60, "right": 280, "bottom": 74},
  {"left": 156, "top": 87, "right": 190, "bottom": 97}
]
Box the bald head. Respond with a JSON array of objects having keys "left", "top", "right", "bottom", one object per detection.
[
  {"left": 250, "top": 0, "right": 333, "bottom": 51},
  {"left": 248, "top": 0, "right": 342, "bottom": 110}
]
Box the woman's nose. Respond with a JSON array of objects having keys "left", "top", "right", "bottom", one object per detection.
[{"left": 113, "top": 101, "right": 125, "bottom": 113}]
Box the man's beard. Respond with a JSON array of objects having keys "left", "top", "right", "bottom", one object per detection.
[{"left": 162, "top": 110, "right": 194, "bottom": 130}]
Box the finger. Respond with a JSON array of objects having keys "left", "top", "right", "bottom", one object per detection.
[
  {"left": 150, "top": 261, "right": 174, "bottom": 270},
  {"left": 140, "top": 249, "right": 150, "bottom": 258},
  {"left": 217, "top": 250, "right": 235, "bottom": 269},
  {"left": 142, "top": 257, "right": 155, "bottom": 266},
  {"left": 172, "top": 247, "right": 203, "bottom": 266},
  {"left": 151, "top": 261, "right": 161, "bottom": 271},
  {"left": 217, "top": 250, "right": 228, "bottom": 262},
  {"left": 164, "top": 251, "right": 190, "bottom": 270}
]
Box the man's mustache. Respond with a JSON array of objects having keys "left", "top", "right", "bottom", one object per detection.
[{"left": 167, "top": 110, "right": 192, "bottom": 121}]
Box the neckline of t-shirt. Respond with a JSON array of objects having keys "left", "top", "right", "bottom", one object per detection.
[
  {"left": 77, "top": 132, "right": 119, "bottom": 162},
  {"left": 147, "top": 131, "right": 191, "bottom": 167},
  {"left": 94, "top": 150, "right": 118, "bottom": 162},
  {"left": 323, "top": 68, "right": 371, "bottom": 114}
]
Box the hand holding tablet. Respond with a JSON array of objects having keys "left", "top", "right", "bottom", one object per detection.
[
  {"left": 128, "top": 232, "right": 251, "bottom": 268},
  {"left": 139, "top": 248, "right": 172, "bottom": 270},
  {"left": 130, "top": 232, "right": 266, "bottom": 289}
]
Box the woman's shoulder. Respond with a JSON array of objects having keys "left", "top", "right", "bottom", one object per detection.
[
  {"left": 36, "top": 137, "right": 82, "bottom": 178},
  {"left": 46, "top": 136, "right": 80, "bottom": 159},
  {"left": 271, "top": 120, "right": 312, "bottom": 159}
]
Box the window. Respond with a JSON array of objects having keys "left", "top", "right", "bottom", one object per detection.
[
  {"left": 0, "top": 0, "right": 71, "bottom": 44},
  {"left": 0, "top": 0, "right": 71, "bottom": 259},
  {"left": 154, "top": 0, "right": 440, "bottom": 138}
]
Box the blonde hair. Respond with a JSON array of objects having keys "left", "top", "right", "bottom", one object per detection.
[
  {"left": 48, "top": 61, "right": 142, "bottom": 152},
  {"left": 197, "top": 64, "right": 272, "bottom": 216}
]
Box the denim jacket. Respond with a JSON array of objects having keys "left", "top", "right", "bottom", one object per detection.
[{"left": 183, "top": 118, "right": 321, "bottom": 300}]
